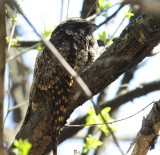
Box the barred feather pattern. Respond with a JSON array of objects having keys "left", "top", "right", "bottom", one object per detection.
[{"left": 23, "top": 18, "right": 99, "bottom": 155}]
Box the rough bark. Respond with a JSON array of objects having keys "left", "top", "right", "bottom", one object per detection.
[
  {"left": 81, "top": 0, "right": 97, "bottom": 18},
  {"left": 131, "top": 100, "right": 160, "bottom": 155},
  {"left": 9, "top": 13, "right": 160, "bottom": 154}
]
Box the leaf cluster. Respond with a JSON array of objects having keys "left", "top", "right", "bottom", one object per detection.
[
  {"left": 83, "top": 134, "right": 103, "bottom": 153},
  {"left": 125, "top": 7, "right": 134, "bottom": 19},
  {"left": 12, "top": 139, "right": 32, "bottom": 155},
  {"left": 98, "top": 0, "right": 111, "bottom": 11},
  {"left": 86, "top": 106, "right": 117, "bottom": 136},
  {"left": 6, "top": 36, "right": 18, "bottom": 46}
]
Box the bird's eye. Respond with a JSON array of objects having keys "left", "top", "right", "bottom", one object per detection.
[{"left": 79, "top": 29, "right": 85, "bottom": 35}]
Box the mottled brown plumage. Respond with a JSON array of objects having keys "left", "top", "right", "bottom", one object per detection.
[{"left": 23, "top": 17, "right": 99, "bottom": 155}]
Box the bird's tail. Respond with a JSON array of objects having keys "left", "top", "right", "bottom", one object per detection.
[{"left": 52, "top": 129, "right": 60, "bottom": 155}]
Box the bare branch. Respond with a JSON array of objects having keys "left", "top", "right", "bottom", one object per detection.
[
  {"left": 98, "top": 5, "right": 123, "bottom": 28},
  {"left": 65, "top": 101, "right": 154, "bottom": 128},
  {"left": 3, "top": 74, "right": 11, "bottom": 125},
  {"left": 129, "top": 100, "right": 160, "bottom": 155},
  {"left": 101, "top": 79, "right": 160, "bottom": 110},
  {"left": 7, "top": 43, "right": 39, "bottom": 62},
  {"left": 60, "top": 0, "right": 64, "bottom": 23},
  {"left": 8, "top": 101, "right": 28, "bottom": 112},
  {"left": 13, "top": 40, "right": 40, "bottom": 47}
]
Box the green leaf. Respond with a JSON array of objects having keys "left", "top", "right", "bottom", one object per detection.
[
  {"left": 98, "top": 0, "right": 111, "bottom": 11},
  {"left": 99, "top": 30, "right": 106, "bottom": 44},
  {"left": 108, "top": 40, "right": 113, "bottom": 46},
  {"left": 5, "top": 36, "right": 18, "bottom": 46},
  {"left": 86, "top": 106, "right": 117, "bottom": 136},
  {"left": 11, "top": 40, "right": 18, "bottom": 46},
  {"left": 12, "top": 139, "right": 32, "bottom": 155},
  {"left": 5, "top": 36, "right": 10, "bottom": 43},
  {"left": 5, "top": 4, "right": 8, "bottom": 14},
  {"left": 125, "top": 12, "right": 134, "bottom": 19},
  {"left": 83, "top": 134, "right": 103, "bottom": 153},
  {"left": 53, "top": 25, "right": 57, "bottom": 29},
  {"left": 104, "top": 1, "right": 111, "bottom": 9},
  {"left": 11, "top": 13, "right": 18, "bottom": 23},
  {"left": 86, "top": 105, "right": 97, "bottom": 127},
  {"left": 43, "top": 29, "right": 52, "bottom": 37},
  {"left": 36, "top": 43, "right": 42, "bottom": 52},
  {"left": 83, "top": 148, "right": 88, "bottom": 153},
  {"left": 98, "top": 0, "right": 105, "bottom": 10},
  {"left": 125, "top": 6, "right": 134, "bottom": 19},
  {"left": 102, "top": 13, "right": 107, "bottom": 17}
]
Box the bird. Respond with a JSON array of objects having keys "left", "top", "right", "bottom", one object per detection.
[{"left": 22, "top": 17, "right": 99, "bottom": 155}]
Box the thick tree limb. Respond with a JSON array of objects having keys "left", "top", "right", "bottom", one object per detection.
[
  {"left": 9, "top": 14, "right": 160, "bottom": 154},
  {"left": 81, "top": 0, "right": 97, "bottom": 18},
  {"left": 129, "top": 100, "right": 160, "bottom": 155},
  {"left": 101, "top": 79, "right": 160, "bottom": 110},
  {"left": 68, "top": 13, "right": 160, "bottom": 113}
]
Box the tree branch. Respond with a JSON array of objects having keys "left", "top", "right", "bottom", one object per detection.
[
  {"left": 129, "top": 100, "right": 160, "bottom": 155},
  {"left": 101, "top": 79, "right": 160, "bottom": 110}
]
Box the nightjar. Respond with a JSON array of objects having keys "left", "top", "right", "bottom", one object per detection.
[{"left": 23, "top": 17, "right": 99, "bottom": 155}]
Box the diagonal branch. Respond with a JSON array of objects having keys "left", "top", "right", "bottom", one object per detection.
[
  {"left": 101, "top": 79, "right": 160, "bottom": 110},
  {"left": 129, "top": 100, "right": 160, "bottom": 155}
]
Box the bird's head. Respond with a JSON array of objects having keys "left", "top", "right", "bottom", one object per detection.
[{"left": 52, "top": 17, "right": 97, "bottom": 36}]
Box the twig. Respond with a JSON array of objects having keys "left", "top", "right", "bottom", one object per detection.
[
  {"left": 64, "top": 101, "right": 154, "bottom": 127},
  {"left": 103, "top": 15, "right": 126, "bottom": 51},
  {"left": 8, "top": 101, "right": 28, "bottom": 112},
  {"left": 3, "top": 73, "right": 11, "bottom": 125},
  {"left": 97, "top": 5, "right": 123, "bottom": 28},
  {"left": 66, "top": 0, "right": 70, "bottom": 19},
  {"left": 7, "top": 22, "right": 16, "bottom": 54},
  {"left": 6, "top": 43, "right": 39, "bottom": 62},
  {"left": 7, "top": 1, "right": 20, "bottom": 55},
  {"left": 3, "top": 100, "right": 28, "bottom": 125},
  {"left": 86, "top": 2, "right": 123, "bottom": 21},
  {"left": 5, "top": 12, "right": 18, "bottom": 125},
  {"left": 60, "top": 0, "right": 64, "bottom": 23},
  {"left": 91, "top": 100, "right": 125, "bottom": 155}
]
